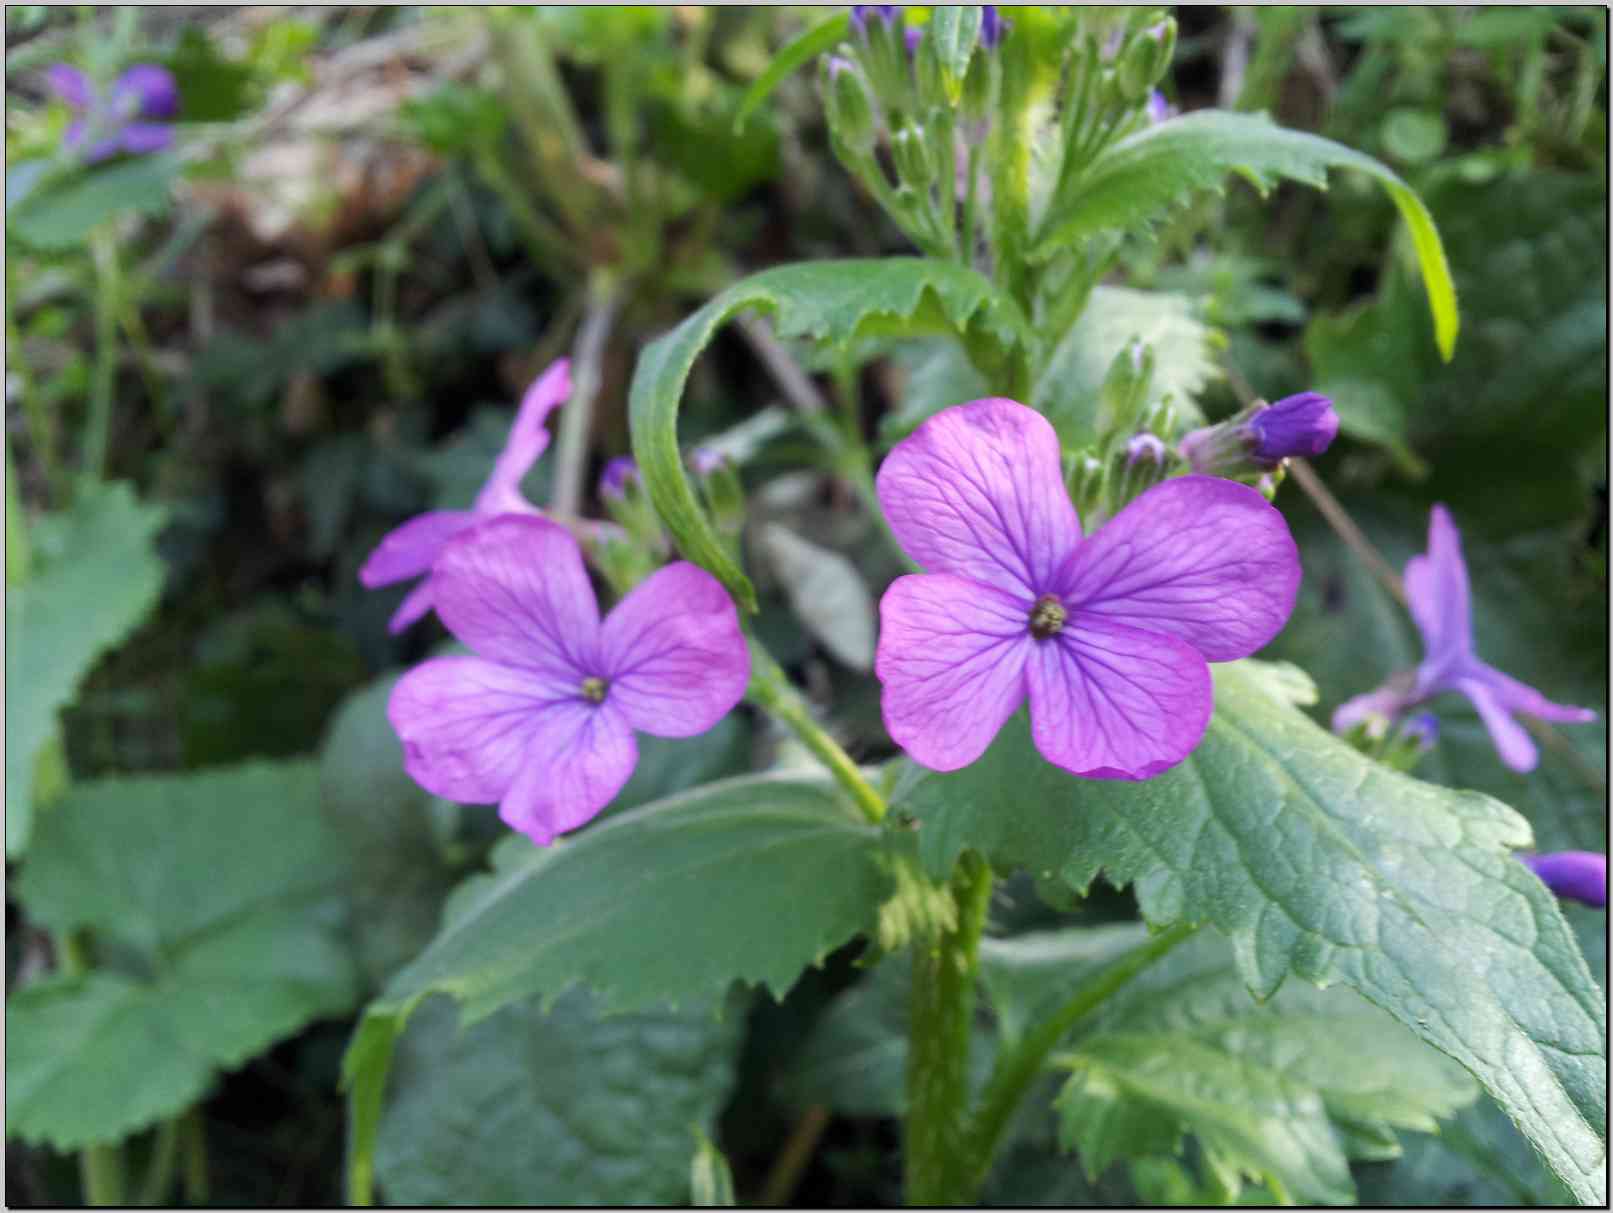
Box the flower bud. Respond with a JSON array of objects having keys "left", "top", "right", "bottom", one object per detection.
[
  {"left": 980, "top": 5, "right": 1007, "bottom": 49},
  {"left": 598, "top": 454, "right": 665, "bottom": 553},
  {"left": 1065, "top": 448, "right": 1107, "bottom": 523},
  {"left": 1117, "top": 16, "right": 1176, "bottom": 103},
  {"left": 850, "top": 4, "right": 899, "bottom": 39},
  {"left": 1145, "top": 89, "right": 1177, "bottom": 124},
  {"left": 822, "top": 55, "right": 878, "bottom": 154},
  {"left": 1520, "top": 851, "right": 1608, "bottom": 908},
  {"left": 597, "top": 455, "right": 638, "bottom": 501},
  {"left": 577, "top": 519, "right": 660, "bottom": 597},
  {"left": 891, "top": 123, "right": 935, "bottom": 191},
  {"left": 690, "top": 446, "right": 746, "bottom": 547},
  {"left": 1124, "top": 432, "right": 1166, "bottom": 467},
  {"left": 1178, "top": 391, "right": 1337, "bottom": 482},
  {"left": 1095, "top": 338, "right": 1155, "bottom": 439}
]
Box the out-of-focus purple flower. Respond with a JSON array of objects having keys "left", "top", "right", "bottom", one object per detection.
[
  {"left": 1124, "top": 433, "right": 1167, "bottom": 467},
  {"left": 48, "top": 63, "right": 179, "bottom": 163},
  {"left": 1146, "top": 89, "right": 1177, "bottom": 124},
  {"left": 1179, "top": 391, "right": 1338, "bottom": 477},
  {"left": 850, "top": 4, "right": 898, "bottom": 36},
  {"left": 598, "top": 455, "right": 638, "bottom": 501},
  {"left": 1333, "top": 506, "right": 1596, "bottom": 772},
  {"left": 360, "top": 358, "right": 571, "bottom": 633},
  {"left": 689, "top": 446, "right": 728, "bottom": 477},
  {"left": 388, "top": 516, "right": 749, "bottom": 845},
  {"left": 1520, "top": 851, "right": 1607, "bottom": 908},
  {"left": 981, "top": 6, "right": 1007, "bottom": 48},
  {"left": 904, "top": 26, "right": 923, "bottom": 56},
  {"left": 1400, "top": 711, "right": 1439, "bottom": 751},
  {"left": 874, "top": 398, "right": 1300, "bottom": 778}
]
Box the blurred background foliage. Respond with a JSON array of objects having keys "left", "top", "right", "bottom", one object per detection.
[{"left": 5, "top": 5, "right": 1605, "bottom": 1207}]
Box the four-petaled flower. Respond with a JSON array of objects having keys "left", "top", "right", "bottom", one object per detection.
[
  {"left": 388, "top": 515, "right": 750, "bottom": 846},
  {"left": 1520, "top": 851, "right": 1607, "bottom": 909},
  {"left": 48, "top": 63, "right": 179, "bottom": 163},
  {"left": 359, "top": 358, "right": 571, "bottom": 633},
  {"left": 1332, "top": 505, "right": 1595, "bottom": 772},
  {"left": 874, "top": 398, "right": 1300, "bottom": 778}
]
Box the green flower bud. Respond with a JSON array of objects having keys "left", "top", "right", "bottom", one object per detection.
[
  {"left": 892, "top": 123, "right": 935, "bottom": 190},
  {"left": 1116, "top": 16, "right": 1176, "bottom": 103},
  {"left": 1095, "top": 337, "right": 1155, "bottom": 440},
  {"left": 822, "top": 55, "right": 877, "bottom": 153}
]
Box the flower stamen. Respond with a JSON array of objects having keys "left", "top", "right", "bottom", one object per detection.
[
  {"left": 1028, "top": 594, "right": 1067, "bottom": 640},
  {"left": 580, "top": 676, "right": 609, "bottom": 704}
]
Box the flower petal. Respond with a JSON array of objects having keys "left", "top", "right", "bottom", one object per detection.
[
  {"left": 433, "top": 514, "right": 601, "bottom": 675},
  {"left": 358, "top": 509, "right": 478, "bottom": 588},
  {"left": 112, "top": 65, "right": 179, "bottom": 120},
  {"left": 1454, "top": 675, "right": 1538, "bottom": 773},
  {"left": 387, "top": 578, "right": 438, "bottom": 635},
  {"left": 1404, "top": 504, "right": 1471, "bottom": 670},
  {"left": 116, "top": 122, "right": 173, "bottom": 155},
  {"left": 875, "top": 398, "right": 1080, "bottom": 598},
  {"left": 1025, "top": 615, "right": 1211, "bottom": 780},
  {"left": 598, "top": 562, "right": 750, "bottom": 737},
  {"left": 1520, "top": 851, "right": 1607, "bottom": 909},
  {"left": 475, "top": 357, "right": 571, "bottom": 514},
  {"left": 1330, "top": 673, "right": 1418, "bottom": 737},
  {"left": 875, "top": 573, "right": 1031, "bottom": 772},
  {"left": 1059, "top": 476, "right": 1299, "bottom": 662},
  {"left": 45, "top": 64, "right": 93, "bottom": 111},
  {"left": 1465, "top": 661, "right": 1597, "bottom": 725},
  {"left": 498, "top": 702, "right": 638, "bottom": 846},
  {"left": 388, "top": 656, "right": 579, "bottom": 805}
]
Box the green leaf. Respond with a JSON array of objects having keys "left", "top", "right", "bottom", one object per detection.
[
  {"left": 733, "top": 11, "right": 850, "bottom": 133},
  {"left": 342, "top": 772, "right": 895, "bottom": 1202},
  {"left": 1050, "top": 930, "right": 1476, "bottom": 1204},
  {"left": 6, "top": 481, "right": 166, "bottom": 857},
  {"left": 8, "top": 762, "right": 360, "bottom": 1149},
  {"left": 6, "top": 154, "right": 183, "bottom": 250},
  {"left": 891, "top": 662, "right": 1607, "bottom": 1204},
  {"left": 927, "top": 7, "right": 983, "bottom": 103},
  {"left": 374, "top": 988, "right": 743, "bottom": 1205},
  {"left": 1037, "top": 111, "right": 1458, "bottom": 361},
  {"left": 1031, "top": 286, "right": 1222, "bottom": 444},
  {"left": 629, "top": 259, "right": 1026, "bottom": 611}
]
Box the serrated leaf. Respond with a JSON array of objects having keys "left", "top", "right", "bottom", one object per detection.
[
  {"left": 374, "top": 988, "right": 743, "bottom": 1206},
  {"left": 629, "top": 259, "right": 1028, "bottom": 612},
  {"left": 734, "top": 10, "right": 850, "bottom": 132},
  {"left": 6, "top": 154, "right": 182, "bottom": 250},
  {"left": 342, "top": 772, "right": 895, "bottom": 1202},
  {"left": 6, "top": 481, "right": 167, "bottom": 857},
  {"left": 891, "top": 661, "right": 1607, "bottom": 1204},
  {"left": 1031, "top": 286, "right": 1221, "bottom": 443},
  {"left": 8, "top": 762, "right": 360, "bottom": 1149},
  {"left": 1038, "top": 111, "right": 1457, "bottom": 361},
  {"left": 760, "top": 523, "right": 877, "bottom": 671}
]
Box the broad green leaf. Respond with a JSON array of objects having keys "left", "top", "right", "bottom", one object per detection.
[
  {"left": 760, "top": 523, "right": 877, "bottom": 671},
  {"left": 1031, "top": 286, "right": 1221, "bottom": 443},
  {"left": 8, "top": 762, "right": 359, "bottom": 1149},
  {"left": 733, "top": 11, "right": 850, "bottom": 132},
  {"left": 6, "top": 480, "right": 166, "bottom": 857},
  {"left": 891, "top": 662, "right": 1607, "bottom": 1203},
  {"left": 374, "top": 988, "right": 743, "bottom": 1205},
  {"left": 629, "top": 260, "right": 1026, "bottom": 611},
  {"left": 927, "top": 7, "right": 983, "bottom": 103},
  {"left": 342, "top": 772, "right": 895, "bottom": 1203},
  {"left": 1050, "top": 930, "right": 1475, "bottom": 1204},
  {"left": 6, "top": 154, "right": 183, "bottom": 250},
  {"left": 1036, "top": 111, "right": 1458, "bottom": 361}
]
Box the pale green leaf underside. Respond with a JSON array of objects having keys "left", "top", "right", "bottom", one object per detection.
[
  {"left": 6, "top": 154, "right": 181, "bottom": 250},
  {"left": 628, "top": 258, "right": 1026, "bottom": 611},
  {"left": 375, "top": 988, "right": 743, "bottom": 1205},
  {"left": 892, "top": 662, "right": 1607, "bottom": 1204},
  {"left": 6, "top": 480, "right": 167, "bottom": 857},
  {"left": 1038, "top": 111, "right": 1458, "bottom": 361}
]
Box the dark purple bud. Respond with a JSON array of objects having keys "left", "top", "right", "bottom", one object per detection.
[
  {"left": 1247, "top": 392, "right": 1338, "bottom": 464},
  {"left": 1125, "top": 433, "right": 1166, "bottom": 467},
  {"left": 111, "top": 65, "right": 180, "bottom": 121},
  {"left": 1399, "top": 712, "right": 1439, "bottom": 751},
  {"left": 850, "top": 5, "right": 898, "bottom": 37},
  {"left": 904, "top": 26, "right": 923, "bottom": 57},
  {"left": 1520, "top": 851, "right": 1607, "bottom": 908},
  {"left": 981, "top": 6, "right": 1007, "bottom": 48},
  {"left": 598, "top": 456, "right": 638, "bottom": 500},
  {"left": 45, "top": 64, "right": 93, "bottom": 111}
]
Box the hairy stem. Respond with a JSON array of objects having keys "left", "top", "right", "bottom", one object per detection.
[
  {"left": 745, "top": 637, "right": 886, "bottom": 825},
  {"left": 958, "top": 921, "right": 1198, "bottom": 1197},
  {"left": 548, "top": 277, "right": 621, "bottom": 520},
  {"left": 904, "top": 852, "right": 992, "bottom": 1206}
]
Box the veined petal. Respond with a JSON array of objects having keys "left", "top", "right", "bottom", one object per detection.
[
  {"left": 1404, "top": 504, "right": 1472, "bottom": 671},
  {"left": 875, "top": 573, "right": 1032, "bottom": 772},
  {"left": 1025, "top": 615, "right": 1211, "bottom": 780},
  {"left": 433, "top": 515, "right": 600, "bottom": 676},
  {"left": 598, "top": 562, "right": 750, "bottom": 738},
  {"left": 1059, "top": 476, "right": 1299, "bottom": 662},
  {"left": 358, "top": 509, "right": 478, "bottom": 588},
  {"left": 388, "top": 656, "right": 580, "bottom": 805},
  {"left": 499, "top": 702, "right": 638, "bottom": 846},
  {"left": 387, "top": 579, "right": 438, "bottom": 635},
  {"left": 476, "top": 357, "right": 572, "bottom": 514},
  {"left": 1455, "top": 675, "right": 1538, "bottom": 773},
  {"left": 875, "top": 398, "right": 1080, "bottom": 598}
]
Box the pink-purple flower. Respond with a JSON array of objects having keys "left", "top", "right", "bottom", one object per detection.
[
  {"left": 388, "top": 515, "right": 750, "bottom": 845},
  {"left": 359, "top": 358, "right": 571, "bottom": 633},
  {"left": 1520, "top": 851, "right": 1607, "bottom": 908},
  {"left": 48, "top": 63, "right": 179, "bottom": 163},
  {"left": 874, "top": 398, "right": 1301, "bottom": 778},
  {"left": 1332, "top": 505, "right": 1596, "bottom": 772}
]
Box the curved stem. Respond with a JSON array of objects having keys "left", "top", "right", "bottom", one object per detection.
[
  {"left": 745, "top": 637, "right": 886, "bottom": 825},
  {"left": 958, "top": 921, "right": 1198, "bottom": 1197}
]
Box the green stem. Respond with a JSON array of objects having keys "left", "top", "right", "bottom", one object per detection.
[
  {"left": 745, "top": 638, "right": 886, "bottom": 825},
  {"left": 55, "top": 926, "right": 127, "bottom": 1205},
  {"left": 6, "top": 442, "right": 32, "bottom": 586},
  {"left": 84, "top": 226, "right": 121, "bottom": 480},
  {"left": 958, "top": 921, "right": 1198, "bottom": 1197},
  {"left": 904, "top": 851, "right": 993, "bottom": 1206},
  {"left": 5, "top": 262, "right": 59, "bottom": 495},
  {"left": 180, "top": 1108, "right": 209, "bottom": 1204},
  {"left": 138, "top": 1119, "right": 180, "bottom": 1206}
]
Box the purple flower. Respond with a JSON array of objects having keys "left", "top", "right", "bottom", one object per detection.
[
  {"left": 850, "top": 5, "right": 898, "bottom": 36},
  {"left": 48, "top": 63, "right": 179, "bottom": 163},
  {"left": 981, "top": 6, "right": 1007, "bottom": 48},
  {"left": 1332, "top": 506, "right": 1595, "bottom": 772},
  {"left": 874, "top": 398, "right": 1300, "bottom": 778},
  {"left": 1520, "top": 851, "right": 1607, "bottom": 908},
  {"left": 1179, "top": 392, "right": 1338, "bottom": 478},
  {"left": 360, "top": 358, "right": 571, "bottom": 633},
  {"left": 388, "top": 515, "right": 750, "bottom": 845},
  {"left": 1146, "top": 89, "right": 1177, "bottom": 124},
  {"left": 598, "top": 456, "right": 638, "bottom": 501}
]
